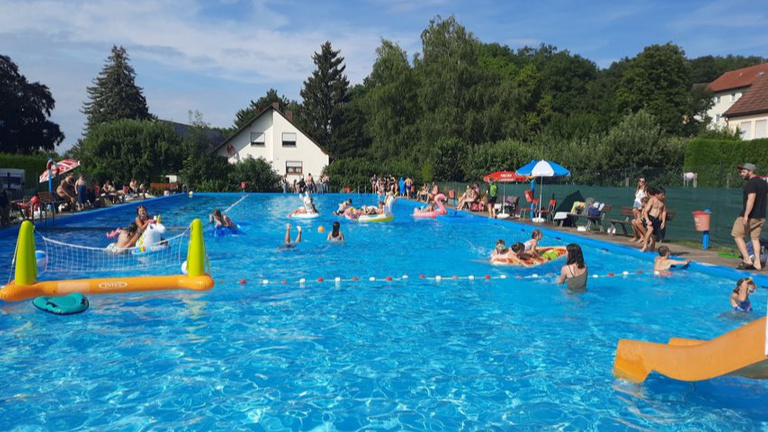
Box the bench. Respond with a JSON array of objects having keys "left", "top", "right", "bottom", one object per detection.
[
  {"left": 608, "top": 207, "right": 676, "bottom": 241},
  {"left": 608, "top": 206, "right": 636, "bottom": 236},
  {"left": 580, "top": 204, "right": 613, "bottom": 232},
  {"left": 149, "top": 183, "right": 178, "bottom": 194}
]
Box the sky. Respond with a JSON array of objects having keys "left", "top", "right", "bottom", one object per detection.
[{"left": 1, "top": 0, "right": 767, "bottom": 153}]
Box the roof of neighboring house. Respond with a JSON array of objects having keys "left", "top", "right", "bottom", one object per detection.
[
  {"left": 162, "top": 120, "right": 226, "bottom": 151},
  {"left": 211, "top": 104, "right": 327, "bottom": 156},
  {"left": 724, "top": 73, "right": 768, "bottom": 118},
  {"left": 707, "top": 63, "right": 768, "bottom": 93}
]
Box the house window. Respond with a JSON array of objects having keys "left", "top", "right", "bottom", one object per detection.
[
  {"left": 282, "top": 132, "right": 297, "bottom": 147},
  {"left": 731, "top": 93, "right": 736, "bottom": 102},
  {"left": 250, "top": 132, "right": 265, "bottom": 146},
  {"left": 286, "top": 161, "right": 302, "bottom": 175},
  {"left": 715, "top": 114, "right": 722, "bottom": 125},
  {"left": 755, "top": 120, "right": 767, "bottom": 139},
  {"left": 715, "top": 95, "right": 720, "bottom": 104},
  {"left": 739, "top": 121, "right": 752, "bottom": 139}
]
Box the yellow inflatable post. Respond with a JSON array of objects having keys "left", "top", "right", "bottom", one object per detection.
[
  {"left": 15, "top": 220, "right": 37, "bottom": 286},
  {"left": 187, "top": 218, "right": 205, "bottom": 277}
]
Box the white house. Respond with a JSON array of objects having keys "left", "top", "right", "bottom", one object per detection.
[
  {"left": 213, "top": 103, "right": 329, "bottom": 180},
  {"left": 706, "top": 63, "right": 768, "bottom": 131},
  {"left": 724, "top": 71, "right": 768, "bottom": 140}
]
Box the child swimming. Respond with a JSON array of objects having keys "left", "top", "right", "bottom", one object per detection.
[
  {"left": 730, "top": 277, "right": 756, "bottom": 312},
  {"left": 653, "top": 246, "right": 690, "bottom": 276}
]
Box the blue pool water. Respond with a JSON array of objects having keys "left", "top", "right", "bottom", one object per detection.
[{"left": 1, "top": 193, "right": 767, "bottom": 431}]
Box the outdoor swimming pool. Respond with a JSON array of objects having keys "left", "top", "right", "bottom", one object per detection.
[{"left": 1, "top": 193, "right": 767, "bottom": 431}]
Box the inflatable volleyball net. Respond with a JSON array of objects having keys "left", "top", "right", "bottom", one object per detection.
[{"left": 34, "top": 228, "right": 191, "bottom": 275}]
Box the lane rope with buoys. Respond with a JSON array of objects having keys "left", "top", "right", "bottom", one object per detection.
[{"left": 216, "top": 269, "right": 651, "bottom": 286}]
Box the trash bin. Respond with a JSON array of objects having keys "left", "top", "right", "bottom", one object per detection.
[
  {"left": 345, "top": 186, "right": 351, "bottom": 193},
  {"left": 693, "top": 211, "right": 711, "bottom": 232}
]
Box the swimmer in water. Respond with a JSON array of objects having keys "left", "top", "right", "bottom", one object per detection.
[
  {"left": 327, "top": 221, "right": 345, "bottom": 242},
  {"left": 283, "top": 223, "right": 302, "bottom": 248}
]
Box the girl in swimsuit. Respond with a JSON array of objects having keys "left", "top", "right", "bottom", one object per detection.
[
  {"left": 730, "top": 277, "right": 756, "bottom": 312},
  {"left": 327, "top": 221, "right": 345, "bottom": 242},
  {"left": 135, "top": 205, "right": 152, "bottom": 233},
  {"left": 557, "top": 243, "right": 588, "bottom": 291}
]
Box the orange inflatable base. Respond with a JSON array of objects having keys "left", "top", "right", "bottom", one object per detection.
[
  {"left": 0, "top": 274, "right": 215, "bottom": 302},
  {"left": 613, "top": 317, "right": 768, "bottom": 383}
]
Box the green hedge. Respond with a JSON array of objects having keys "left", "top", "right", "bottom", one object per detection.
[
  {"left": 684, "top": 138, "right": 768, "bottom": 187},
  {"left": 0, "top": 153, "right": 51, "bottom": 188}
]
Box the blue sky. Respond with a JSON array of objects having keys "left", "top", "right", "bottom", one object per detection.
[{"left": 1, "top": 0, "right": 766, "bottom": 152}]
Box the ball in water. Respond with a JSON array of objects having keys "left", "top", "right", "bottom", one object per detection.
[{"left": 318, "top": 226, "right": 325, "bottom": 233}]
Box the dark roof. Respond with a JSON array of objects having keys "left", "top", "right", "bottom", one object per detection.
[
  {"left": 211, "top": 105, "right": 327, "bottom": 155},
  {"left": 724, "top": 73, "right": 768, "bottom": 118},
  {"left": 162, "top": 120, "right": 226, "bottom": 151},
  {"left": 707, "top": 63, "right": 768, "bottom": 93}
]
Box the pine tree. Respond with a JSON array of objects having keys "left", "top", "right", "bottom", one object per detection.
[
  {"left": 82, "top": 45, "right": 153, "bottom": 132},
  {"left": 299, "top": 41, "right": 350, "bottom": 158}
]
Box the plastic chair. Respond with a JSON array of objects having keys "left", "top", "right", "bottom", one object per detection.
[
  {"left": 539, "top": 199, "right": 557, "bottom": 223},
  {"left": 519, "top": 190, "right": 539, "bottom": 219}
]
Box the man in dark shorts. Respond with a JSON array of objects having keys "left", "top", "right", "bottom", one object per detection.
[
  {"left": 487, "top": 178, "right": 498, "bottom": 218},
  {"left": 733, "top": 163, "right": 768, "bottom": 270}
]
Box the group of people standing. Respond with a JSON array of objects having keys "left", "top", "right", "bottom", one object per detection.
[{"left": 283, "top": 173, "right": 330, "bottom": 194}]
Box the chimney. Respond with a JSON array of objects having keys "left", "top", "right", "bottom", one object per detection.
[
  {"left": 271, "top": 102, "right": 280, "bottom": 111},
  {"left": 285, "top": 110, "right": 293, "bottom": 122}
]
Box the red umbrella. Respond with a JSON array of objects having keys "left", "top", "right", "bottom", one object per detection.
[
  {"left": 483, "top": 171, "right": 528, "bottom": 183},
  {"left": 39, "top": 159, "right": 80, "bottom": 183}
]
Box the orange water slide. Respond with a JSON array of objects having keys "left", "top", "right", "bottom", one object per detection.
[{"left": 613, "top": 317, "right": 768, "bottom": 382}]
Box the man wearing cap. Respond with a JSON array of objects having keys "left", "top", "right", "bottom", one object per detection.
[{"left": 733, "top": 163, "right": 768, "bottom": 270}]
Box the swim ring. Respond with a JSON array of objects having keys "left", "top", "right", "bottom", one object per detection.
[
  {"left": 490, "top": 246, "right": 567, "bottom": 267},
  {"left": 33, "top": 293, "right": 89, "bottom": 315}
]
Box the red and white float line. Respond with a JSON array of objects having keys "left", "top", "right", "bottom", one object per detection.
[{"left": 225, "top": 270, "right": 649, "bottom": 285}]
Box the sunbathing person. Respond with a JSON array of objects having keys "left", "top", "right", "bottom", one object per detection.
[{"left": 653, "top": 246, "right": 690, "bottom": 276}]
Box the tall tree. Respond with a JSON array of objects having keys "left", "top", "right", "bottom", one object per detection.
[
  {"left": 299, "top": 41, "right": 350, "bottom": 158},
  {"left": 73, "top": 119, "right": 181, "bottom": 184},
  {"left": 363, "top": 40, "right": 419, "bottom": 160},
  {"left": 0, "top": 55, "right": 64, "bottom": 153},
  {"left": 233, "top": 88, "right": 293, "bottom": 129},
  {"left": 82, "top": 45, "right": 153, "bottom": 132},
  {"left": 617, "top": 43, "right": 691, "bottom": 136},
  {"left": 414, "top": 16, "right": 482, "bottom": 148}
]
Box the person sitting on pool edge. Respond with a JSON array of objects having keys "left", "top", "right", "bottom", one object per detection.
[
  {"left": 730, "top": 277, "right": 756, "bottom": 312},
  {"left": 210, "top": 209, "right": 235, "bottom": 230},
  {"left": 653, "top": 246, "right": 690, "bottom": 276},
  {"left": 327, "top": 221, "right": 345, "bottom": 242},
  {"left": 283, "top": 223, "right": 302, "bottom": 248},
  {"left": 556, "top": 243, "right": 588, "bottom": 291}
]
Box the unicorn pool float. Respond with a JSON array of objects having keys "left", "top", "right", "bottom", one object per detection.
[
  {"left": 357, "top": 194, "right": 396, "bottom": 223},
  {"left": 413, "top": 193, "right": 448, "bottom": 219},
  {"left": 131, "top": 218, "right": 170, "bottom": 256},
  {"left": 288, "top": 193, "right": 320, "bottom": 219}
]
